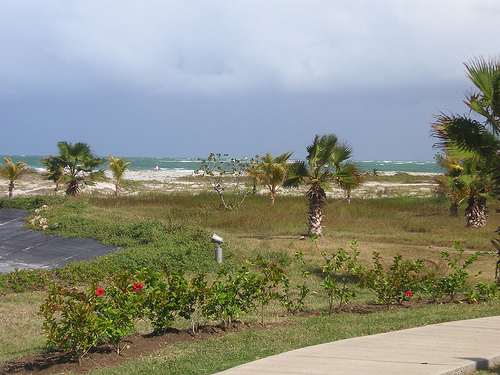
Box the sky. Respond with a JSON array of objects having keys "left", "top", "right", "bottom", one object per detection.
[{"left": 1, "top": 1, "right": 499, "bottom": 161}]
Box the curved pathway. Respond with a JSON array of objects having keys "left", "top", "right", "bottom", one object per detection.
[
  {"left": 214, "top": 316, "right": 500, "bottom": 375},
  {"left": 0, "top": 209, "right": 117, "bottom": 273}
]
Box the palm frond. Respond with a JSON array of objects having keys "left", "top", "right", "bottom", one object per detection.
[
  {"left": 431, "top": 113, "right": 499, "bottom": 159},
  {"left": 283, "top": 160, "right": 309, "bottom": 188}
]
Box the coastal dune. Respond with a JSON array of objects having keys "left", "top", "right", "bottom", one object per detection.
[{"left": 0, "top": 169, "right": 440, "bottom": 199}]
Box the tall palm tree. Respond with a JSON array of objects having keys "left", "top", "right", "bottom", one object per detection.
[
  {"left": 52, "top": 141, "right": 105, "bottom": 197},
  {"left": 40, "top": 155, "right": 65, "bottom": 195},
  {"left": 283, "top": 134, "right": 359, "bottom": 237},
  {"left": 0, "top": 158, "right": 28, "bottom": 198},
  {"left": 258, "top": 151, "right": 293, "bottom": 204},
  {"left": 431, "top": 57, "right": 500, "bottom": 227},
  {"left": 108, "top": 155, "right": 131, "bottom": 195}
]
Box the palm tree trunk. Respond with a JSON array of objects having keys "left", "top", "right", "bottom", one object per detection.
[
  {"left": 66, "top": 180, "right": 80, "bottom": 197},
  {"left": 306, "top": 183, "right": 326, "bottom": 237},
  {"left": 466, "top": 196, "right": 487, "bottom": 228},
  {"left": 270, "top": 187, "right": 276, "bottom": 205},
  {"left": 8, "top": 182, "right": 14, "bottom": 198},
  {"left": 450, "top": 202, "right": 459, "bottom": 216}
]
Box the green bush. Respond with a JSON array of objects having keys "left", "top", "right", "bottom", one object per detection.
[
  {"left": 358, "top": 252, "right": 424, "bottom": 306},
  {"left": 0, "top": 196, "right": 66, "bottom": 211}
]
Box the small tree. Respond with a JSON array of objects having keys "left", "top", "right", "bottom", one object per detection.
[
  {"left": 108, "top": 155, "right": 131, "bottom": 195},
  {"left": 195, "top": 153, "right": 250, "bottom": 210},
  {"left": 40, "top": 156, "right": 65, "bottom": 196},
  {"left": 48, "top": 141, "right": 105, "bottom": 197},
  {"left": 257, "top": 152, "right": 293, "bottom": 204},
  {"left": 244, "top": 158, "right": 262, "bottom": 195},
  {"left": 283, "top": 134, "right": 360, "bottom": 237},
  {"left": 0, "top": 157, "right": 28, "bottom": 198},
  {"left": 336, "top": 164, "right": 364, "bottom": 203}
]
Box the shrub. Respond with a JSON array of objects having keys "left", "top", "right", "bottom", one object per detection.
[
  {"left": 358, "top": 252, "right": 424, "bottom": 306},
  {"left": 422, "top": 241, "right": 480, "bottom": 302},
  {"left": 320, "top": 241, "right": 363, "bottom": 314}
]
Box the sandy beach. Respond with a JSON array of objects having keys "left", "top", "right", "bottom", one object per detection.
[{"left": 0, "top": 168, "right": 441, "bottom": 199}]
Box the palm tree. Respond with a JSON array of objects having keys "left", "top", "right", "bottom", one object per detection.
[
  {"left": 283, "top": 134, "right": 359, "bottom": 237},
  {"left": 40, "top": 155, "right": 65, "bottom": 195},
  {"left": 52, "top": 141, "right": 105, "bottom": 197},
  {"left": 258, "top": 151, "right": 293, "bottom": 204},
  {"left": 0, "top": 158, "right": 28, "bottom": 198},
  {"left": 244, "top": 158, "right": 262, "bottom": 195},
  {"left": 434, "top": 153, "right": 467, "bottom": 216},
  {"left": 108, "top": 155, "right": 131, "bottom": 195},
  {"left": 431, "top": 57, "right": 500, "bottom": 227},
  {"left": 336, "top": 164, "right": 364, "bottom": 203}
]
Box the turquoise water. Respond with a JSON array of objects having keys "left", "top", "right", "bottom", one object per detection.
[{"left": 0, "top": 155, "right": 444, "bottom": 174}]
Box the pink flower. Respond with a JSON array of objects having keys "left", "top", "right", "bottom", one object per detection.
[
  {"left": 406, "top": 290, "right": 413, "bottom": 297},
  {"left": 96, "top": 287, "right": 104, "bottom": 296},
  {"left": 133, "top": 282, "right": 143, "bottom": 292}
]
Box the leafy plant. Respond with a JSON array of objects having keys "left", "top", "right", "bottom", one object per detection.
[
  {"left": 39, "top": 286, "right": 102, "bottom": 362},
  {"left": 280, "top": 251, "right": 310, "bottom": 315},
  {"left": 203, "top": 268, "right": 251, "bottom": 326},
  {"left": 195, "top": 153, "right": 250, "bottom": 210},
  {"left": 254, "top": 256, "right": 288, "bottom": 325},
  {"left": 358, "top": 252, "right": 423, "bottom": 306},
  {"left": 92, "top": 273, "right": 144, "bottom": 354},
  {"left": 320, "top": 241, "right": 363, "bottom": 314},
  {"left": 424, "top": 241, "right": 480, "bottom": 302},
  {"left": 466, "top": 281, "right": 499, "bottom": 303}
]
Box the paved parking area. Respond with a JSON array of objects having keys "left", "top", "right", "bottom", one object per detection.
[{"left": 0, "top": 209, "right": 117, "bottom": 273}]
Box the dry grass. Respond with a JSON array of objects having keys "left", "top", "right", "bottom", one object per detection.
[{"left": 0, "top": 293, "right": 46, "bottom": 362}]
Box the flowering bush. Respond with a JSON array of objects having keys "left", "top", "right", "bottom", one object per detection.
[
  {"left": 39, "top": 286, "right": 102, "bottom": 361},
  {"left": 357, "top": 252, "right": 423, "bottom": 306},
  {"left": 92, "top": 273, "right": 144, "bottom": 354}
]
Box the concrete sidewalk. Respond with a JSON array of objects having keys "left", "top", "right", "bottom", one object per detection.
[{"left": 214, "top": 315, "right": 500, "bottom": 375}]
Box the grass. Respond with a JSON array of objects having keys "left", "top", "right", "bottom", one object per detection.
[{"left": 1, "top": 177, "right": 500, "bottom": 373}]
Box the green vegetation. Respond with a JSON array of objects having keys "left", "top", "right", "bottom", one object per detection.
[
  {"left": 431, "top": 56, "right": 500, "bottom": 228},
  {"left": 284, "top": 134, "right": 362, "bottom": 236},
  {"left": 42, "top": 141, "right": 105, "bottom": 197},
  {"left": 0, "top": 189, "right": 499, "bottom": 373},
  {"left": 0, "top": 157, "right": 28, "bottom": 198},
  {"left": 108, "top": 155, "right": 131, "bottom": 195}
]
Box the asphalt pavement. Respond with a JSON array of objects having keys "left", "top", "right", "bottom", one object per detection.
[{"left": 0, "top": 209, "right": 117, "bottom": 273}]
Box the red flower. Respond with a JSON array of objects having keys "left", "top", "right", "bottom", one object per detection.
[
  {"left": 406, "top": 290, "right": 413, "bottom": 297},
  {"left": 96, "top": 287, "right": 104, "bottom": 296},
  {"left": 133, "top": 282, "right": 143, "bottom": 292}
]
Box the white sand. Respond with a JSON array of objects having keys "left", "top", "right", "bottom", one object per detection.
[
  {"left": 0, "top": 169, "right": 440, "bottom": 199},
  {"left": 116, "top": 170, "right": 195, "bottom": 182}
]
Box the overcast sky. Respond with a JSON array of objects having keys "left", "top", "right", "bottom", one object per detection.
[{"left": 1, "top": 1, "right": 499, "bottom": 160}]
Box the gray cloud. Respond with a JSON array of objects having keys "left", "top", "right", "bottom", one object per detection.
[
  {"left": 2, "top": 1, "right": 498, "bottom": 96},
  {"left": 1, "top": 1, "right": 499, "bottom": 160}
]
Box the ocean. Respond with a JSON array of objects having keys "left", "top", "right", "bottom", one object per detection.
[{"left": 0, "top": 155, "right": 444, "bottom": 174}]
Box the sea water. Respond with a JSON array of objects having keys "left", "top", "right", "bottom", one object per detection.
[{"left": 0, "top": 155, "right": 444, "bottom": 174}]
